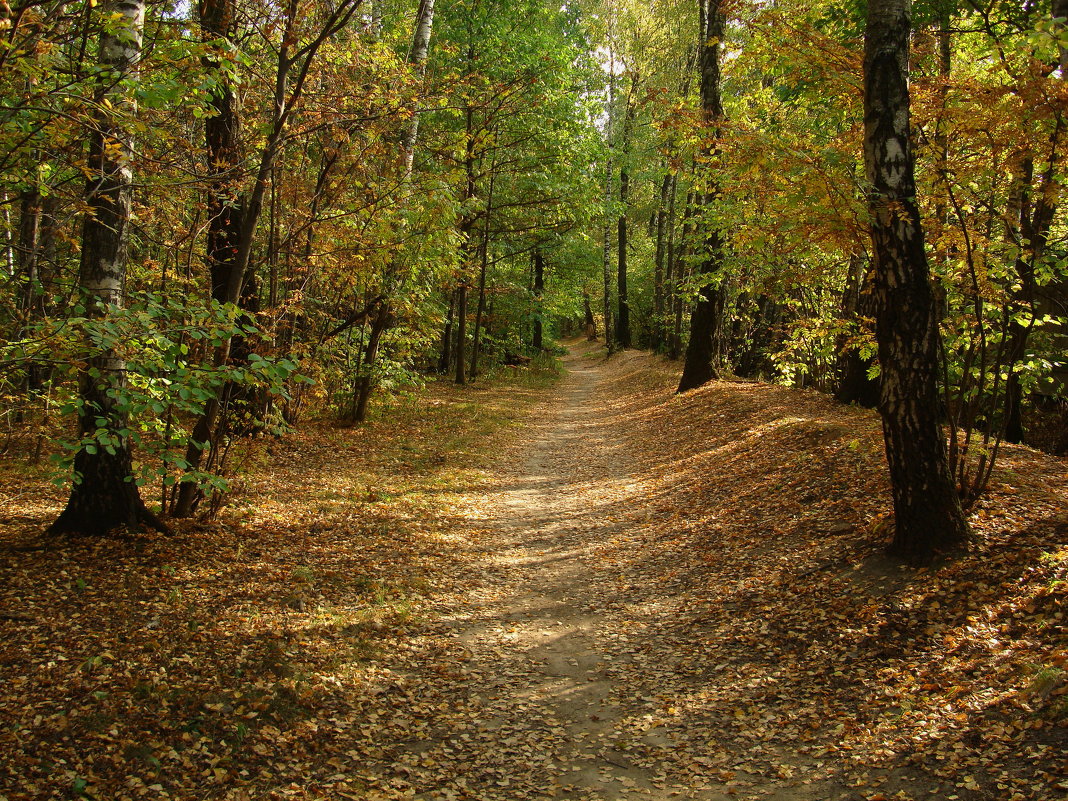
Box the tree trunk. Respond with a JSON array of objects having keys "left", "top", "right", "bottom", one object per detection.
[
  {"left": 470, "top": 146, "right": 498, "bottom": 381},
  {"left": 470, "top": 240, "right": 489, "bottom": 380},
  {"left": 51, "top": 0, "right": 165, "bottom": 537},
  {"left": 835, "top": 252, "right": 880, "bottom": 407},
  {"left": 439, "top": 288, "right": 456, "bottom": 374},
  {"left": 734, "top": 294, "right": 782, "bottom": 379},
  {"left": 17, "top": 188, "right": 44, "bottom": 399},
  {"left": 354, "top": 305, "right": 389, "bottom": 423},
  {"left": 616, "top": 164, "right": 630, "bottom": 349},
  {"left": 583, "top": 290, "right": 597, "bottom": 340},
  {"left": 677, "top": 269, "right": 724, "bottom": 391},
  {"left": 532, "top": 248, "right": 545, "bottom": 351},
  {"left": 616, "top": 85, "right": 636, "bottom": 350},
  {"left": 652, "top": 168, "right": 672, "bottom": 351},
  {"left": 864, "top": 0, "right": 967, "bottom": 564},
  {"left": 1002, "top": 103, "right": 1064, "bottom": 442},
  {"left": 174, "top": 0, "right": 364, "bottom": 516},
  {"left": 352, "top": 0, "right": 438, "bottom": 419},
  {"left": 668, "top": 188, "right": 693, "bottom": 361},
  {"left": 602, "top": 58, "right": 615, "bottom": 352},
  {"left": 199, "top": 0, "right": 244, "bottom": 307},
  {"left": 402, "top": 0, "right": 436, "bottom": 180},
  {"left": 173, "top": 0, "right": 247, "bottom": 518},
  {"left": 677, "top": 0, "right": 726, "bottom": 393},
  {"left": 454, "top": 282, "right": 467, "bottom": 385}
]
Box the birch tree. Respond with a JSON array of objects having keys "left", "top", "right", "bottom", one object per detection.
[
  {"left": 863, "top": 0, "right": 968, "bottom": 563},
  {"left": 51, "top": 0, "right": 165, "bottom": 535}
]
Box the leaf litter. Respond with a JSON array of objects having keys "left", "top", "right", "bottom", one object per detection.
[{"left": 0, "top": 342, "right": 1064, "bottom": 800}]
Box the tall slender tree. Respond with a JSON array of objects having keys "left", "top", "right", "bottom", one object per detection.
[
  {"left": 677, "top": 0, "right": 726, "bottom": 392},
  {"left": 352, "top": 0, "right": 436, "bottom": 418},
  {"left": 174, "top": 0, "right": 365, "bottom": 513},
  {"left": 51, "top": 0, "right": 165, "bottom": 536},
  {"left": 602, "top": 52, "right": 617, "bottom": 351},
  {"left": 532, "top": 249, "right": 546, "bottom": 350},
  {"left": 863, "top": 0, "right": 968, "bottom": 564},
  {"left": 615, "top": 77, "right": 637, "bottom": 350}
]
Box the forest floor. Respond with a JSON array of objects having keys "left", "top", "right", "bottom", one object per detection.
[{"left": 0, "top": 340, "right": 1066, "bottom": 801}]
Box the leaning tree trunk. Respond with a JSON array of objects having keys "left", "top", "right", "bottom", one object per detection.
[
  {"left": 51, "top": 0, "right": 165, "bottom": 536},
  {"left": 677, "top": 0, "right": 726, "bottom": 393},
  {"left": 355, "top": 0, "right": 438, "bottom": 403},
  {"left": 354, "top": 305, "right": 389, "bottom": 423},
  {"left": 173, "top": 0, "right": 364, "bottom": 516},
  {"left": 864, "top": 0, "right": 968, "bottom": 564}
]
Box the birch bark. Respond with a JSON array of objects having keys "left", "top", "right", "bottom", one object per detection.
[
  {"left": 51, "top": 0, "right": 165, "bottom": 535},
  {"left": 864, "top": 0, "right": 968, "bottom": 563}
]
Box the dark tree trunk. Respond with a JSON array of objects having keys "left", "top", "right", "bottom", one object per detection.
[
  {"left": 200, "top": 0, "right": 244, "bottom": 308},
  {"left": 1003, "top": 142, "right": 1061, "bottom": 443},
  {"left": 615, "top": 87, "right": 636, "bottom": 350},
  {"left": 51, "top": 0, "right": 165, "bottom": 537},
  {"left": 454, "top": 282, "right": 467, "bottom": 385},
  {"left": 17, "top": 188, "right": 45, "bottom": 398},
  {"left": 532, "top": 249, "right": 545, "bottom": 351},
  {"left": 677, "top": 270, "right": 724, "bottom": 392},
  {"left": 1003, "top": 366, "right": 1025, "bottom": 443},
  {"left": 354, "top": 305, "right": 389, "bottom": 423},
  {"left": 174, "top": 0, "right": 364, "bottom": 516},
  {"left": 439, "top": 288, "right": 456, "bottom": 374},
  {"left": 835, "top": 253, "right": 880, "bottom": 408},
  {"left": 453, "top": 98, "right": 477, "bottom": 386},
  {"left": 668, "top": 189, "right": 694, "bottom": 361},
  {"left": 470, "top": 146, "right": 497, "bottom": 382},
  {"left": 174, "top": 0, "right": 248, "bottom": 518},
  {"left": 583, "top": 290, "right": 597, "bottom": 340},
  {"left": 678, "top": 0, "right": 725, "bottom": 393},
  {"left": 837, "top": 349, "right": 880, "bottom": 408},
  {"left": 734, "top": 294, "right": 782, "bottom": 379},
  {"left": 602, "top": 61, "right": 615, "bottom": 352},
  {"left": 616, "top": 165, "right": 630, "bottom": 349},
  {"left": 470, "top": 241, "right": 489, "bottom": 380},
  {"left": 652, "top": 169, "right": 672, "bottom": 351},
  {"left": 864, "top": 0, "right": 968, "bottom": 564},
  {"left": 671, "top": 297, "right": 685, "bottom": 361}
]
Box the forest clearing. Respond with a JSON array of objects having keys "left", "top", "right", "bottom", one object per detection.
[{"left": 1, "top": 342, "right": 1065, "bottom": 801}]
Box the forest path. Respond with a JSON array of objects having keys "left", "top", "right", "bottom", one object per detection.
[{"left": 381, "top": 343, "right": 747, "bottom": 800}]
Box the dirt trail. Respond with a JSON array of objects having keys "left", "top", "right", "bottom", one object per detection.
[
  {"left": 394, "top": 344, "right": 730, "bottom": 800},
  {"left": 369, "top": 340, "right": 1068, "bottom": 801}
]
